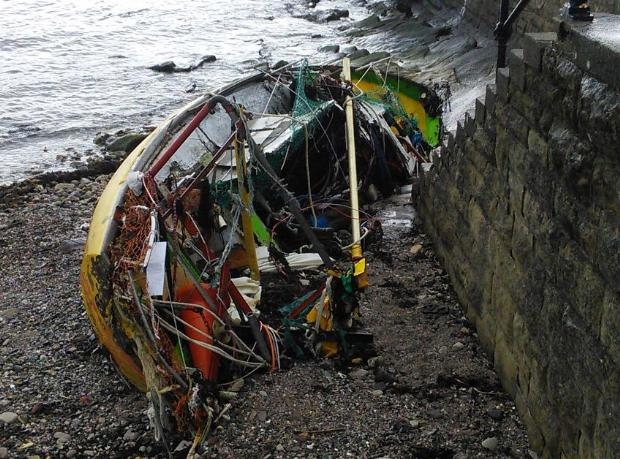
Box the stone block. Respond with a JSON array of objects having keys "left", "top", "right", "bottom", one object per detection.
[
  {"left": 494, "top": 331, "right": 519, "bottom": 394},
  {"left": 508, "top": 88, "right": 538, "bottom": 128},
  {"left": 475, "top": 97, "right": 485, "bottom": 126},
  {"left": 515, "top": 387, "right": 545, "bottom": 453},
  {"left": 484, "top": 112, "right": 497, "bottom": 144},
  {"left": 455, "top": 121, "right": 465, "bottom": 148},
  {"left": 509, "top": 48, "right": 525, "bottom": 92},
  {"left": 496, "top": 104, "right": 530, "bottom": 145},
  {"left": 523, "top": 32, "right": 557, "bottom": 73},
  {"left": 464, "top": 110, "right": 476, "bottom": 137},
  {"left": 508, "top": 170, "right": 525, "bottom": 217},
  {"left": 578, "top": 75, "right": 620, "bottom": 152},
  {"left": 594, "top": 210, "right": 620, "bottom": 289},
  {"left": 496, "top": 67, "right": 511, "bottom": 102},
  {"left": 600, "top": 288, "right": 620, "bottom": 366},
  {"left": 527, "top": 129, "right": 549, "bottom": 169},
  {"left": 593, "top": 373, "right": 620, "bottom": 456},
  {"left": 511, "top": 211, "right": 536, "bottom": 268},
  {"left": 446, "top": 130, "right": 455, "bottom": 152},
  {"left": 485, "top": 84, "right": 497, "bottom": 117},
  {"left": 558, "top": 14, "right": 620, "bottom": 93}
]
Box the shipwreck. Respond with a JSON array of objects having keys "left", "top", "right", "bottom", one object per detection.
[{"left": 80, "top": 58, "right": 441, "bottom": 450}]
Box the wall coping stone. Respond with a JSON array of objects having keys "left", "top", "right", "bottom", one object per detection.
[
  {"left": 523, "top": 32, "right": 558, "bottom": 72},
  {"left": 555, "top": 13, "right": 620, "bottom": 91}
]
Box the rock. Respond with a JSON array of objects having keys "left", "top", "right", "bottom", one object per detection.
[
  {"left": 0, "top": 411, "right": 19, "bottom": 424},
  {"left": 318, "top": 45, "right": 340, "bottom": 53},
  {"left": 93, "top": 132, "right": 110, "bottom": 146},
  {"left": 276, "top": 444, "right": 284, "bottom": 452},
  {"left": 149, "top": 56, "right": 216, "bottom": 73},
  {"left": 148, "top": 61, "right": 178, "bottom": 72},
  {"left": 351, "top": 51, "right": 391, "bottom": 68},
  {"left": 482, "top": 437, "right": 499, "bottom": 451},
  {"left": 367, "top": 356, "right": 383, "bottom": 368},
  {"left": 54, "top": 182, "right": 75, "bottom": 192},
  {"left": 173, "top": 440, "right": 192, "bottom": 452},
  {"left": 0, "top": 447, "right": 7, "bottom": 459},
  {"left": 452, "top": 342, "right": 465, "bottom": 351},
  {"left": 487, "top": 408, "right": 504, "bottom": 421},
  {"left": 123, "top": 429, "right": 138, "bottom": 441},
  {"left": 60, "top": 238, "right": 86, "bottom": 253},
  {"left": 195, "top": 55, "right": 216, "bottom": 67},
  {"left": 299, "top": 9, "right": 349, "bottom": 23},
  {"left": 106, "top": 133, "right": 147, "bottom": 153},
  {"left": 346, "top": 49, "right": 369, "bottom": 60},
  {"left": 349, "top": 368, "right": 369, "bottom": 379},
  {"left": 371, "top": 389, "right": 383, "bottom": 396},
  {"left": 409, "top": 419, "right": 421, "bottom": 428},
  {"left": 54, "top": 431, "right": 71, "bottom": 444},
  {"left": 230, "top": 378, "right": 245, "bottom": 392},
  {"left": 410, "top": 243, "right": 423, "bottom": 255}
]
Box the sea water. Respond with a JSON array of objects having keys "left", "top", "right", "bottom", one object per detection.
[{"left": 0, "top": 0, "right": 371, "bottom": 184}]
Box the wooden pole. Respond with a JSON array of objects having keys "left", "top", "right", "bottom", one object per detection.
[{"left": 234, "top": 137, "right": 260, "bottom": 281}]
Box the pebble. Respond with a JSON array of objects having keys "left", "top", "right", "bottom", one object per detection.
[
  {"left": 259, "top": 390, "right": 268, "bottom": 397},
  {"left": 409, "top": 419, "right": 421, "bottom": 428},
  {"left": 482, "top": 436, "right": 499, "bottom": 450},
  {"left": 0, "top": 411, "right": 18, "bottom": 424},
  {"left": 349, "top": 368, "right": 369, "bottom": 379},
  {"left": 173, "top": 440, "right": 192, "bottom": 452},
  {"left": 54, "top": 431, "right": 71, "bottom": 444},
  {"left": 0, "top": 447, "right": 7, "bottom": 459},
  {"left": 230, "top": 378, "right": 245, "bottom": 392},
  {"left": 123, "top": 429, "right": 138, "bottom": 441},
  {"left": 452, "top": 342, "right": 465, "bottom": 351},
  {"left": 367, "top": 356, "right": 383, "bottom": 368},
  {"left": 487, "top": 408, "right": 503, "bottom": 421},
  {"left": 371, "top": 389, "right": 383, "bottom": 396},
  {"left": 276, "top": 444, "right": 284, "bottom": 452}
]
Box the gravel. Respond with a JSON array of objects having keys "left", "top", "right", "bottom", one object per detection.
[{"left": 0, "top": 174, "right": 531, "bottom": 457}]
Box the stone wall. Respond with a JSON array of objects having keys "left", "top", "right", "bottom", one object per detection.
[
  {"left": 459, "top": 0, "right": 620, "bottom": 34},
  {"left": 417, "top": 17, "right": 620, "bottom": 459}
]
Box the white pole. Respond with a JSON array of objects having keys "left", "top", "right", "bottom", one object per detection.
[{"left": 342, "top": 58, "right": 362, "bottom": 253}]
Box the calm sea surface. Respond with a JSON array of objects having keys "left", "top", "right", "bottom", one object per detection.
[{"left": 0, "top": 0, "right": 372, "bottom": 184}]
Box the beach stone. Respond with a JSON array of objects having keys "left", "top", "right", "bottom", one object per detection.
[
  {"left": 367, "top": 356, "right": 383, "bottom": 368},
  {"left": 230, "top": 378, "right": 245, "bottom": 392},
  {"left": 54, "top": 431, "right": 71, "bottom": 444},
  {"left": 106, "top": 133, "right": 146, "bottom": 153},
  {"left": 318, "top": 45, "right": 340, "bottom": 53},
  {"left": 350, "top": 368, "right": 369, "bottom": 379},
  {"left": 54, "top": 183, "right": 74, "bottom": 192},
  {"left": 123, "top": 429, "right": 138, "bottom": 441},
  {"left": 149, "top": 61, "right": 177, "bottom": 72},
  {"left": 482, "top": 437, "right": 499, "bottom": 450},
  {"left": 487, "top": 408, "right": 504, "bottom": 421},
  {"left": 0, "top": 411, "right": 18, "bottom": 424}
]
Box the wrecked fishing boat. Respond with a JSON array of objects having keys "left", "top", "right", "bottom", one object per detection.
[{"left": 80, "top": 59, "right": 441, "bottom": 446}]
